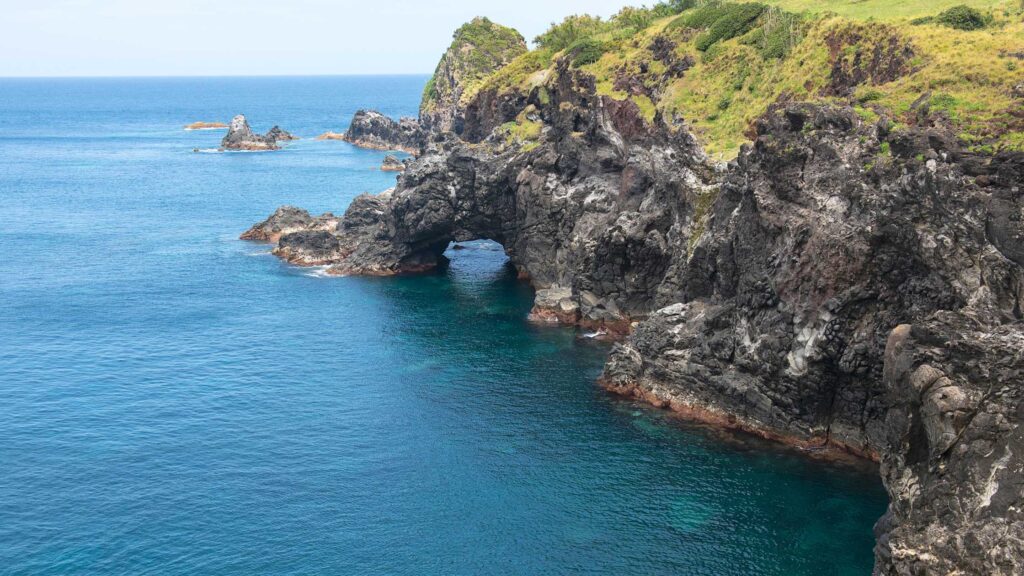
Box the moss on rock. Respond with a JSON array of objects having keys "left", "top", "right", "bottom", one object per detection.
[{"left": 420, "top": 17, "right": 528, "bottom": 132}]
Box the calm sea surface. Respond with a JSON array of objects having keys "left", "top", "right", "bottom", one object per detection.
[{"left": 0, "top": 76, "right": 887, "bottom": 575}]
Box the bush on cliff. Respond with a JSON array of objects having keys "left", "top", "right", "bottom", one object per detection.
[
  {"left": 697, "top": 3, "right": 768, "bottom": 51},
  {"left": 935, "top": 5, "right": 990, "bottom": 30},
  {"left": 568, "top": 38, "right": 608, "bottom": 67},
  {"left": 534, "top": 15, "right": 605, "bottom": 51},
  {"left": 466, "top": 0, "right": 1024, "bottom": 159}
]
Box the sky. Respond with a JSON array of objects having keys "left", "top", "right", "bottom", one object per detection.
[{"left": 0, "top": 0, "right": 634, "bottom": 77}]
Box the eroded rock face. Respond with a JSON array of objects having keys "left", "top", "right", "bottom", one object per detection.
[
  {"left": 221, "top": 115, "right": 294, "bottom": 151},
  {"left": 248, "top": 63, "right": 717, "bottom": 329},
  {"left": 380, "top": 154, "right": 405, "bottom": 172},
  {"left": 878, "top": 313, "right": 1024, "bottom": 576},
  {"left": 243, "top": 35, "right": 1024, "bottom": 573},
  {"left": 241, "top": 206, "right": 338, "bottom": 243},
  {"left": 341, "top": 110, "right": 424, "bottom": 154},
  {"left": 266, "top": 126, "right": 297, "bottom": 142},
  {"left": 603, "top": 104, "right": 1023, "bottom": 464}
]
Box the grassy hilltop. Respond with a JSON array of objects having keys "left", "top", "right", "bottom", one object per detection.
[{"left": 449, "top": 0, "right": 1023, "bottom": 159}]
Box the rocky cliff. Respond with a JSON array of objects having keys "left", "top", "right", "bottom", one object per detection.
[
  {"left": 341, "top": 109, "right": 424, "bottom": 154},
  {"left": 244, "top": 5, "right": 1024, "bottom": 574}
]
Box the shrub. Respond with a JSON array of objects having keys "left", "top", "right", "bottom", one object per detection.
[
  {"left": 534, "top": 15, "right": 605, "bottom": 52},
  {"left": 935, "top": 5, "right": 988, "bottom": 31},
  {"left": 666, "top": 0, "right": 699, "bottom": 13},
  {"left": 670, "top": 2, "right": 768, "bottom": 51},
  {"left": 695, "top": 3, "right": 767, "bottom": 51},
  {"left": 422, "top": 77, "right": 437, "bottom": 102},
  {"left": 746, "top": 6, "right": 801, "bottom": 59},
  {"left": 567, "top": 38, "right": 608, "bottom": 67},
  {"left": 857, "top": 89, "right": 884, "bottom": 103},
  {"left": 612, "top": 6, "right": 656, "bottom": 31}
]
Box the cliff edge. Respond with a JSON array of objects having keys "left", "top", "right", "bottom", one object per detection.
[{"left": 244, "top": 3, "right": 1024, "bottom": 573}]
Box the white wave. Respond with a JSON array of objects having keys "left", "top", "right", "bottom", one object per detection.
[
  {"left": 192, "top": 148, "right": 222, "bottom": 154},
  {"left": 582, "top": 330, "right": 607, "bottom": 339},
  {"left": 302, "top": 266, "right": 334, "bottom": 278}
]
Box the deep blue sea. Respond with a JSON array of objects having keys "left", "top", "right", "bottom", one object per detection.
[{"left": 0, "top": 76, "right": 887, "bottom": 575}]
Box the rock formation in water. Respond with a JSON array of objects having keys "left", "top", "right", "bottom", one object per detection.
[
  {"left": 341, "top": 110, "right": 424, "bottom": 154},
  {"left": 244, "top": 8, "right": 1024, "bottom": 574},
  {"left": 315, "top": 132, "right": 345, "bottom": 141},
  {"left": 185, "top": 121, "right": 227, "bottom": 130},
  {"left": 380, "top": 154, "right": 405, "bottom": 172},
  {"left": 266, "top": 126, "right": 297, "bottom": 142},
  {"left": 220, "top": 115, "right": 294, "bottom": 151}
]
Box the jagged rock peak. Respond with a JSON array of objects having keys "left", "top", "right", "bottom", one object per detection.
[
  {"left": 266, "top": 125, "right": 297, "bottom": 142},
  {"left": 341, "top": 110, "right": 424, "bottom": 155},
  {"left": 380, "top": 154, "right": 405, "bottom": 172},
  {"left": 419, "top": 17, "right": 527, "bottom": 135},
  {"left": 220, "top": 115, "right": 294, "bottom": 151}
]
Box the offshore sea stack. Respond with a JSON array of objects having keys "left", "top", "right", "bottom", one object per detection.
[
  {"left": 341, "top": 110, "right": 424, "bottom": 154},
  {"left": 245, "top": 11, "right": 1024, "bottom": 574},
  {"left": 221, "top": 115, "right": 294, "bottom": 151}
]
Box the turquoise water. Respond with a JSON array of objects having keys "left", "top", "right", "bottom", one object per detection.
[{"left": 0, "top": 76, "right": 887, "bottom": 575}]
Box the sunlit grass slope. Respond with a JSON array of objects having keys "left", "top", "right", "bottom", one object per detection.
[{"left": 464, "top": 0, "right": 1024, "bottom": 159}]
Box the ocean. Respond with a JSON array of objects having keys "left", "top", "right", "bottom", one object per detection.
[{"left": 0, "top": 76, "right": 887, "bottom": 575}]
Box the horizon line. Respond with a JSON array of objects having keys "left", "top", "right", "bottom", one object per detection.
[{"left": 0, "top": 72, "right": 434, "bottom": 80}]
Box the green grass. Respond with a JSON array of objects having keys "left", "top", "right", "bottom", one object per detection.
[
  {"left": 459, "top": 0, "right": 1024, "bottom": 158},
  {"left": 758, "top": 0, "right": 1007, "bottom": 20},
  {"left": 421, "top": 17, "right": 527, "bottom": 114}
]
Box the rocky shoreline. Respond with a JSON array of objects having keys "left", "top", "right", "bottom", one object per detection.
[{"left": 242, "top": 12, "right": 1024, "bottom": 575}]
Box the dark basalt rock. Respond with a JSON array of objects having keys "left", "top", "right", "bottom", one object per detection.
[
  {"left": 249, "top": 66, "right": 713, "bottom": 327},
  {"left": 245, "top": 52, "right": 1024, "bottom": 573},
  {"left": 220, "top": 115, "right": 295, "bottom": 151},
  {"left": 381, "top": 154, "right": 405, "bottom": 172},
  {"left": 266, "top": 126, "right": 297, "bottom": 142},
  {"left": 240, "top": 206, "right": 338, "bottom": 243},
  {"left": 341, "top": 110, "right": 424, "bottom": 155},
  {"left": 878, "top": 313, "right": 1024, "bottom": 575}
]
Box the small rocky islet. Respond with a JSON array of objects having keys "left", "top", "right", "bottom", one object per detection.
[
  {"left": 184, "top": 121, "right": 228, "bottom": 130},
  {"left": 217, "top": 114, "right": 296, "bottom": 151},
  {"left": 241, "top": 7, "right": 1024, "bottom": 575}
]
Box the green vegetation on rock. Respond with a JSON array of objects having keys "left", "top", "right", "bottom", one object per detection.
[
  {"left": 420, "top": 17, "right": 528, "bottom": 128},
  {"left": 935, "top": 5, "right": 991, "bottom": 30},
  {"left": 442, "top": 0, "right": 1024, "bottom": 159}
]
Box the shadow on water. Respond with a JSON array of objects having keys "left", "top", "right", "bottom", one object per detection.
[
  {"left": 336, "top": 238, "right": 887, "bottom": 576},
  {"left": 0, "top": 76, "right": 888, "bottom": 576}
]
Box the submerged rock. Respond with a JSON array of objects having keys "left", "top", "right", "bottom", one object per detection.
[
  {"left": 184, "top": 121, "right": 227, "bottom": 130},
  {"left": 380, "top": 154, "right": 405, "bottom": 172},
  {"left": 315, "top": 131, "right": 345, "bottom": 141}
]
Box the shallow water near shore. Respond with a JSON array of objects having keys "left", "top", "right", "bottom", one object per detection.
[{"left": 0, "top": 76, "right": 887, "bottom": 575}]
